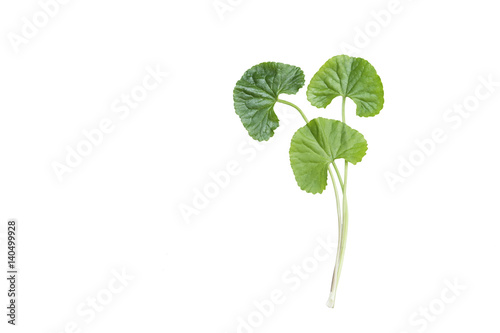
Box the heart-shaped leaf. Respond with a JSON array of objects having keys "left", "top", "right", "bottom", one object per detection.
[
  {"left": 307, "top": 55, "right": 384, "bottom": 117},
  {"left": 289, "top": 117, "right": 368, "bottom": 194},
  {"left": 234, "top": 62, "right": 305, "bottom": 141}
]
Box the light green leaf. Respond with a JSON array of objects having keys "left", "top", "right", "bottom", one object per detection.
[
  {"left": 289, "top": 117, "right": 368, "bottom": 194},
  {"left": 307, "top": 55, "right": 384, "bottom": 117},
  {"left": 234, "top": 62, "right": 305, "bottom": 141}
]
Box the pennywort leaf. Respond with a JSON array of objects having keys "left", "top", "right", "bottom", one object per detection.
[
  {"left": 307, "top": 55, "right": 384, "bottom": 117},
  {"left": 233, "top": 62, "right": 305, "bottom": 141},
  {"left": 289, "top": 117, "right": 368, "bottom": 194}
]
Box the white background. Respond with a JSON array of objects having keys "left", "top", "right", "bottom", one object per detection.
[{"left": 1, "top": 0, "right": 499, "bottom": 332}]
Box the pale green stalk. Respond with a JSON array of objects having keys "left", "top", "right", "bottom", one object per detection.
[
  {"left": 277, "top": 98, "right": 348, "bottom": 309},
  {"left": 326, "top": 96, "right": 349, "bottom": 308},
  {"left": 277, "top": 99, "right": 309, "bottom": 124}
]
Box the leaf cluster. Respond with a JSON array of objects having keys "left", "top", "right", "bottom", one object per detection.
[{"left": 233, "top": 55, "right": 384, "bottom": 194}]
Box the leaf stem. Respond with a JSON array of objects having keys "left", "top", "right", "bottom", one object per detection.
[
  {"left": 327, "top": 166, "right": 342, "bottom": 266},
  {"left": 337, "top": 160, "right": 349, "bottom": 286},
  {"left": 342, "top": 96, "right": 346, "bottom": 123},
  {"left": 277, "top": 99, "right": 309, "bottom": 123},
  {"left": 332, "top": 162, "right": 344, "bottom": 190},
  {"left": 278, "top": 97, "right": 349, "bottom": 309},
  {"left": 327, "top": 96, "right": 349, "bottom": 308}
]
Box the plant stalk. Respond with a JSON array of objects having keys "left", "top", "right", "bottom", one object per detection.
[
  {"left": 277, "top": 99, "right": 309, "bottom": 123},
  {"left": 327, "top": 96, "right": 349, "bottom": 308},
  {"left": 277, "top": 98, "right": 349, "bottom": 309}
]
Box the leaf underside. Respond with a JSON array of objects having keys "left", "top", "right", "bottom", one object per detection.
[
  {"left": 307, "top": 55, "right": 384, "bottom": 117},
  {"left": 289, "top": 117, "right": 368, "bottom": 194},
  {"left": 233, "top": 62, "right": 305, "bottom": 141}
]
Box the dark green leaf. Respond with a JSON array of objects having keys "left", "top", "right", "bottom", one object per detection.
[{"left": 234, "top": 62, "right": 305, "bottom": 141}]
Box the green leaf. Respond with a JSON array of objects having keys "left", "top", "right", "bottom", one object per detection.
[
  {"left": 289, "top": 117, "right": 368, "bottom": 194},
  {"left": 307, "top": 55, "right": 384, "bottom": 117},
  {"left": 234, "top": 62, "right": 305, "bottom": 141}
]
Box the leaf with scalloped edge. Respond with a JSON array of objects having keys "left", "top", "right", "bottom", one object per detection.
[
  {"left": 307, "top": 55, "right": 384, "bottom": 117},
  {"left": 234, "top": 62, "right": 305, "bottom": 141},
  {"left": 289, "top": 117, "right": 368, "bottom": 194}
]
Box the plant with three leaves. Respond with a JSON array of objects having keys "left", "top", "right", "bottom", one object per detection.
[{"left": 233, "top": 55, "right": 384, "bottom": 308}]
